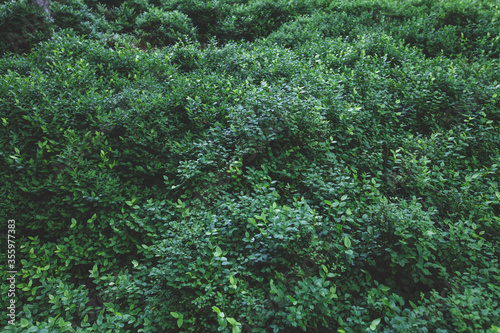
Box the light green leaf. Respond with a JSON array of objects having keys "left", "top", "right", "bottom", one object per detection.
[
  {"left": 270, "top": 279, "right": 277, "bottom": 293},
  {"left": 87, "top": 213, "right": 97, "bottom": 224},
  {"left": 370, "top": 318, "right": 381, "bottom": 331},
  {"left": 214, "top": 246, "right": 222, "bottom": 257},
  {"left": 343, "top": 235, "right": 351, "bottom": 249},
  {"left": 248, "top": 218, "right": 258, "bottom": 227}
]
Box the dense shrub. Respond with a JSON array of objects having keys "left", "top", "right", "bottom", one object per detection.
[
  {"left": 50, "top": 0, "right": 108, "bottom": 35},
  {"left": 104, "top": 0, "right": 150, "bottom": 33},
  {"left": 0, "top": 0, "right": 52, "bottom": 55},
  {"left": 157, "top": 0, "right": 230, "bottom": 41},
  {"left": 1, "top": 0, "right": 499, "bottom": 332},
  {"left": 266, "top": 11, "right": 360, "bottom": 48},
  {"left": 135, "top": 7, "right": 197, "bottom": 47},
  {"left": 216, "top": 0, "right": 293, "bottom": 41}
]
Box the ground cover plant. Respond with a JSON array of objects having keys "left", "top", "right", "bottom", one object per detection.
[{"left": 1, "top": 0, "right": 499, "bottom": 332}]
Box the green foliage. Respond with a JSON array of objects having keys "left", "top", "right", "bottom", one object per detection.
[
  {"left": 0, "top": 0, "right": 52, "bottom": 55},
  {"left": 51, "top": 0, "right": 108, "bottom": 36},
  {"left": 135, "top": 7, "right": 197, "bottom": 47},
  {"left": 103, "top": 0, "right": 150, "bottom": 34},
  {"left": 267, "top": 11, "right": 360, "bottom": 48},
  {"left": 158, "top": 0, "right": 231, "bottom": 42},
  {"left": 1, "top": 0, "right": 499, "bottom": 332},
  {"left": 216, "top": 0, "right": 293, "bottom": 41}
]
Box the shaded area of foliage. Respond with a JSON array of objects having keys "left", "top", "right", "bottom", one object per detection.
[
  {"left": 1, "top": 0, "right": 499, "bottom": 332},
  {"left": 0, "top": 0, "right": 52, "bottom": 54}
]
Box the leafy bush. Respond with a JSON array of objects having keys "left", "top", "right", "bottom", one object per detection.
[
  {"left": 135, "top": 7, "right": 197, "bottom": 47},
  {"left": 157, "top": 0, "right": 230, "bottom": 42},
  {"left": 267, "top": 11, "right": 359, "bottom": 48},
  {"left": 0, "top": 0, "right": 52, "bottom": 55},
  {"left": 104, "top": 0, "right": 150, "bottom": 33},
  {"left": 146, "top": 192, "right": 339, "bottom": 332},
  {"left": 50, "top": 0, "right": 108, "bottom": 36},
  {"left": 1, "top": 0, "right": 499, "bottom": 332},
  {"left": 216, "top": 0, "right": 293, "bottom": 41}
]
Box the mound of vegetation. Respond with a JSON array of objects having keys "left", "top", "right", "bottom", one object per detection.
[{"left": 1, "top": 0, "right": 499, "bottom": 332}]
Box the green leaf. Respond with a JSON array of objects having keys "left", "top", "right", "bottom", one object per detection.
[
  {"left": 70, "top": 218, "right": 77, "bottom": 228},
  {"left": 177, "top": 318, "right": 183, "bottom": 328},
  {"left": 370, "top": 318, "right": 381, "bottom": 331},
  {"left": 382, "top": 299, "right": 392, "bottom": 308},
  {"left": 214, "top": 246, "right": 222, "bottom": 257},
  {"left": 227, "top": 318, "right": 237, "bottom": 326},
  {"left": 125, "top": 197, "right": 136, "bottom": 206},
  {"left": 87, "top": 213, "right": 97, "bottom": 224},
  {"left": 270, "top": 279, "right": 277, "bottom": 293},
  {"left": 20, "top": 318, "right": 29, "bottom": 327},
  {"left": 170, "top": 312, "right": 180, "bottom": 319},
  {"left": 248, "top": 218, "right": 258, "bottom": 227},
  {"left": 343, "top": 235, "right": 351, "bottom": 249},
  {"left": 380, "top": 285, "right": 390, "bottom": 293}
]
